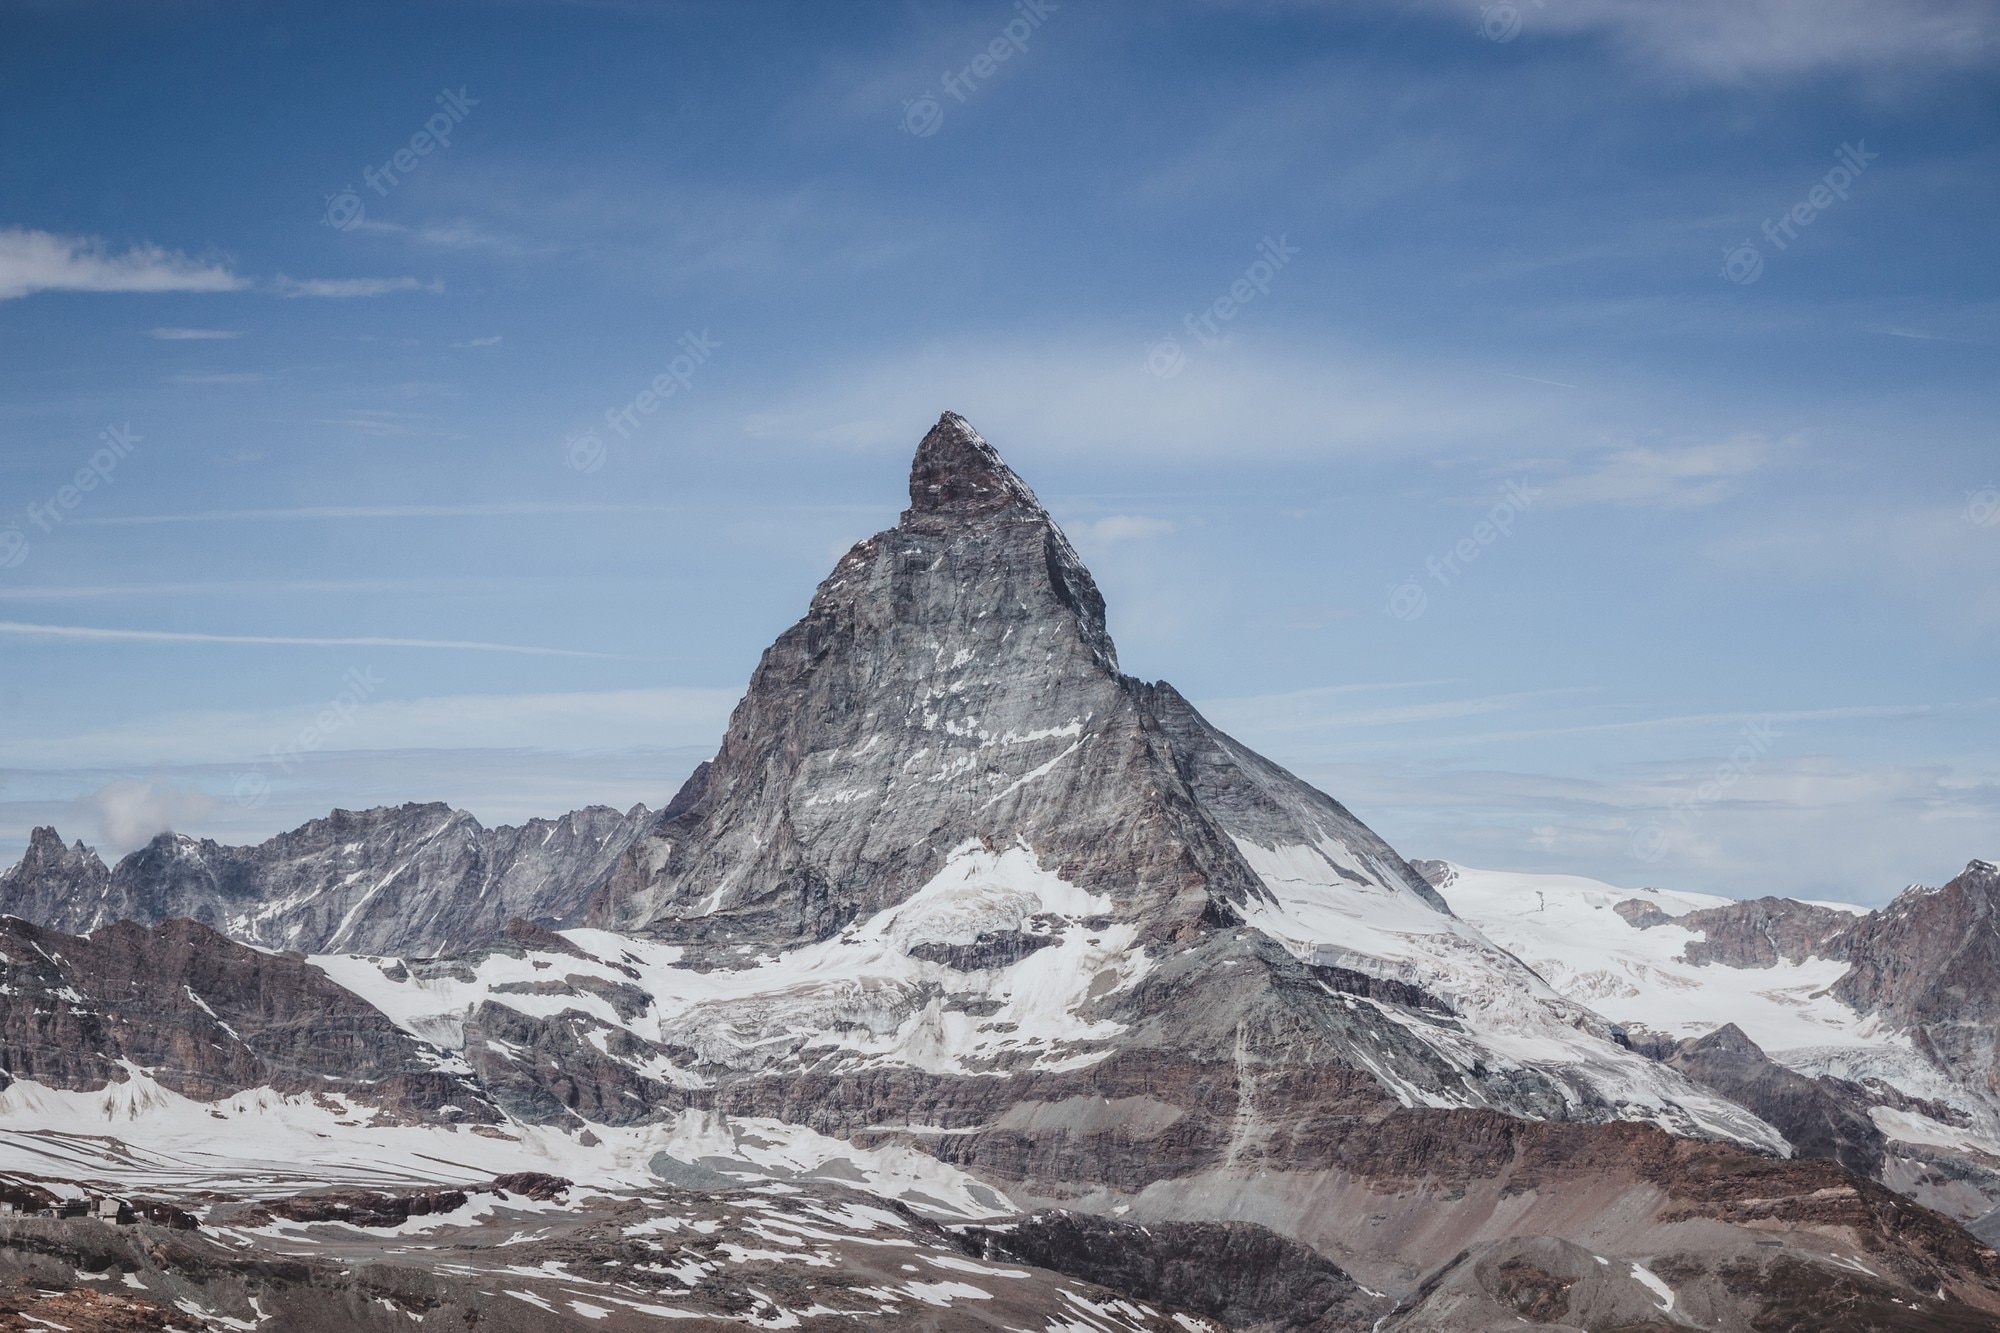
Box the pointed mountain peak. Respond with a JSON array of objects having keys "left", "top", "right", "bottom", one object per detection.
[{"left": 903, "top": 412, "right": 1046, "bottom": 525}]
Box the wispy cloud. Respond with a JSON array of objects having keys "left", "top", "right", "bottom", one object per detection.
[
  {"left": 85, "top": 778, "right": 215, "bottom": 853},
  {"left": 1202, "top": 686, "right": 1596, "bottom": 736},
  {"left": 0, "top": 686, "right": 737, "bottom": 768},
  {"left": 1523, "top": 433, "right": 1804, "bottom": 509},
  {"left": 1396, "top": 0, "right": 1995, "bottom": 80},
  {"left": 736, "top": 334, "right": 1577, "bottom": 463},
  {"left": 271, "top": 274, "right": 443, "bottom": 298},
  {"left": 0, "top": 578, "right": 531, "bottom": 601},
  {"left": 72, "top": 502, "right": 678, "bottom": 526},
  {"left": 1070, "top": 515, "right": 1176, "bottom": 546},
  {"left": 150, "top": 326, "right": 242, "bottom": 340},
  {"left": 454, "top": 335, "right": 503, "bottom": 348},
  {"left": 0, "top": 228, "right": 245, "bottom": 301},
  {"left": 166, "top": 371, "right": 270, "bottom": 385},
  {"left": 0, "top": 621, "right": 608, "bottom": 657},
  {"left": 355, "top": 218, "right": 549, "bottom": 258}
]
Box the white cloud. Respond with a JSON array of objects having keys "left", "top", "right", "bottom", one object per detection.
[
  {"left": 73, "top": 502, "right": 674, "bottom": 526},
  {"left": 1070, "top": 515, "right": 1176, "bottom": 546},
  {"left": 1707, "top": 497, "right": 2000, "bottom": 629},
  {"left": 167, "top": 371, "right": 270, "bottom": 385},
  {"left": 454, "top": 335, "right": 503, "bottom": 347},
  {"left": 0, "top": 228, "right": 244, "bottom": 301},
  {"left": 1525, "top": 432, "right": 1804, "bottom": 509},
  {"left": 0, "top": 686, "right": 738, "bottom": 769},
  {"left": 150, "top": 327, "right": 242, "bottom": 340},
  {"left": 1268, "top": 751, "right": 1999, "bottom": 905},
  {"left": 0, "top": 620, "right": 608, "bottom": 657},
  {"left": 1405, "top": 0, "right": 1994, "bottom": 80},
  {"left": 271, "top": 274, "right": 443, "bottom": 298},
  {"left": 84, "top": 778, "right": 215, "bottom": 854},
  {"left": 735, "top": 334, "right": 1575, "bottom": 463}
]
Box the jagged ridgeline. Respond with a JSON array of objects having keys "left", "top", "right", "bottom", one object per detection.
[{"left": 3, "top": 413, "right": 2000, "bottom": 1331}]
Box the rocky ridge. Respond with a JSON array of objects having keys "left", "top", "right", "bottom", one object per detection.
[{"left": 0, "top": 802, "right": 650, "bottom": 956}]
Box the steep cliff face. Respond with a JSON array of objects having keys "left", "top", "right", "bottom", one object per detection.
[
  {"left": 0, "top": 802, "right": 650, "bottom": 956},
  {"left": 600, "top": 412, "right": 1306, "bottom": 954},
  {"left": 0, "top": 915, "right": 491, "bottom": 1120},
  {"left": 0, "top": 828, "right": 108, "bottom": 920},
  {"left": 1837, "top": 860, "right": 2000, "bottom": 1097},
  {"left": 583, "top": 413, "right": 1770, "bottom": 1148}
]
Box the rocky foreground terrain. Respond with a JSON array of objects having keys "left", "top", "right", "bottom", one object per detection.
[{"left": 3, "top": 414, "right": 1999, "bottom": 1330}]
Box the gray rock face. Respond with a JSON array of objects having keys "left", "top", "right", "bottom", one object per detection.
[
  {"left": 0, "top": 828, "right": 107, "bottom": 911},
  {"left": 1674, "top": 894, "right": 1858, "bottom": 968},
  {"left": 600, "top": 412, "right": 1441, "bottom": 960},
  {"left": 1836, "top": 860, "right": 2000, "bottom": 1102},
  {"left": 1664, "top": 1023, "right": 1887, "bottom": 1179},
  {"left": 0, "top": 914, "right": 492, "bottom": 1121},
  {"left": 0, "top": 801, "right": 651, "bottom": 956},
  {"left": 959, "top": 1210, "right": 1392, "bottom": 1331}
]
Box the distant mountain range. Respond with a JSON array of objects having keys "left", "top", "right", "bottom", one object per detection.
[{"left": 1, "top": 414, "right": 1995, "bottom": 1331}]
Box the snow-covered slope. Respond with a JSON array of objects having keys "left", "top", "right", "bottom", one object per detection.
[
  {"left": 1226, "top": 839, "right": 1786, "bottom": 1149},
  {"left": 1435, "top": 860, "right": 2000, "bottom": 1232},
  {"left": 1435, "top": 863, "right": 1879, "bottom": 1056}
]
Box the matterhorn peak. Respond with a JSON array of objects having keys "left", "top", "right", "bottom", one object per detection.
[{"left": 903, "top": 411, "right": 1046, "bottom": 524}]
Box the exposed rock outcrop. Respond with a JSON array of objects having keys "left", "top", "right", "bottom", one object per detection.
[
  {"left": 960, "top": 1210, "right": 1391, "bottom": 1331},
  {"left": 0, "top": 915, "right": 493, "bottom": 1121},
  {"left": 1665, "top": 1023, "right": 1887, "bottom": 1179},
  {"left": 1675, "top": 894, "right": 1859, "bottom": 968},
  {"left": 0, "top": 802, "right": 650, "bottom": 956},
  {"left": 1836, "top": 861, "right": 2000, "bottom": 1101}
]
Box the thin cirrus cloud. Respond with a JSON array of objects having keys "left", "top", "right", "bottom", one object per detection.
[
  {"left": 70, "top": 502, "right": 679, "bottom": 526},
  {"left": 1514, "top": 433, "right": 1806, "bottom": 510},
  {"left": 0, "top": 227, "right": 445, "bottom": 303},
  {"left": 0, "top": 620, "right": 609, "bottom": 657},
  {"left": 271, "top": 275, "right": 443, "bottom": 299},
  {"left": 0, "top": 227, "right": 244, "bottom": 301},
  {"left": 1070, "top": 515, "right": 1176, "bottom": 547},
  {"left": 0, "top": 687, "right": 738, "bottom": 768},
  {"left": 150, "top": 326, "right": 243, "bottom": 340},
  {"left": 1395, "top": 0, "right": 1994, "bottom": 80}
]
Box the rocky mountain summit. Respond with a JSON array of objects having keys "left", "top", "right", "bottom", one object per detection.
[
  {"left": 3, "top": 414, "right": 2000, "bottom": 1329},
  {"left": 1, "top": 801, "right": 649, "bottom": 955}
]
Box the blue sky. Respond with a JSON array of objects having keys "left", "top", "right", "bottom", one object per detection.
[{"left": 1, "top": 0, "right": 1996, "bottom": 903}]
